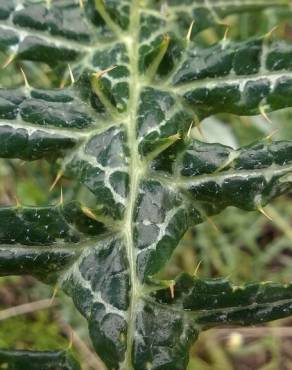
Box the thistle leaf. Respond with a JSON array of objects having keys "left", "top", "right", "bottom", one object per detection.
[
  {"left": 0, "top": 350, "right": 81, "bottom": 370},
  {"left": 0, "top": 1, "right": 292, "bottom": 370},
  {"left": 154, "top": 273, "right": 292, "bottom": 329}
]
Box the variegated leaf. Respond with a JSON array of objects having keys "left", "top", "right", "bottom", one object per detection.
[{"left": 0, "top": 1, "right": 292, "bottom": 369}]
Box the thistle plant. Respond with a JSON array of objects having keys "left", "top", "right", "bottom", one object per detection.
[{"left": 1, "top": 0, "right": 292, "bottom": 369}]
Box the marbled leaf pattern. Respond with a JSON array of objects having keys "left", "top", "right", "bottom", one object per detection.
[{"left": 0, "top": 1, "right": 292, "bottom": 369}]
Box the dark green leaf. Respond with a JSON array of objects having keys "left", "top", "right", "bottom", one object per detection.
[
  {"left": 0, "top": 1, "right": 292, "bottom": 370},
  {"left": 0, "top": 349, "right": 81, "bottom": 370},
  {"left": 154, "top": 273, "right": 292, "bottom": 328}
]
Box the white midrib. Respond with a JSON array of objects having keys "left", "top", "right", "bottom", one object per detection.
[{"left": 122, "top": 1, "right": 144, "bottom": 369}]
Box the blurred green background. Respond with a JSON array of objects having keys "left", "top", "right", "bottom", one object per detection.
[{"left": 1, "top": 3, "right": 292, "bottom": 370}]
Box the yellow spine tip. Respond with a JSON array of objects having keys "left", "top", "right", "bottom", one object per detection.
[
  {"left": 50, "top": 171, "right": 64, "bottom": 192},
  {"left": 168, "top": 132, "right": 181, "bottom": 142},
  {"left": 14, "top": 196, "right": 21, "bottom": 208},
  {"left": 207, "top": 217, "right": 219, "bottom": 232},
  {"left": 258, "top": 205, "right": 273, "bottom": 221},
  {"left": 67, "top": 64, "right": 75, "bottom": 85},
  {"left": 163, "top": 34, "right": 171, "bottom": 44},
  {"left": 81, "top": 206, "right": 98, "bottom": 221},
  {"left": 187, "top": 121, "right": 194, "bottom": 138},
  {"left": 20, "top": 67, "right": 30, "bottom": 89},
  {"left": 223, "top": 26, "right": 230, "bottom": 43},
  {"left": 169, "top": 282, "right": 175, "bottom": 299},
  {"left": 93, "top": 65, "right": 117, "bottom": 80},
  {"left": 259, "top": 105, "right": 272, "bottom": 124},
  {"left": 50, "top": 286, "right": 58, "bottom": 306},
  {"left": 186, "top": 21, "right": 195, "bottom": 43},
  {"left": 264, "top": 25, "right": 279, "bottom": 40},
  {"left": 67, "top": 329, "right": 74, "bottom": 350},
  {"left": 2, "top": 54, "right": 15, "bottom": 69},
  {"left": 193, "top": 260, "right": 203, "bottom": 276},
  {"left": 59, "top": 187, "right": 64, "bottom": 206},
  {"left": 264, "top": 129, "right": 279, "bottom": 142}
]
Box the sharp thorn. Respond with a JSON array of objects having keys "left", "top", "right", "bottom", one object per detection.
[
  {"left": 50, "top": 286, "right": 58, "bottom": 306},
  {"left": 186, "top": 20, "right": 195, "bottom": 43},
  {"left": 258, "top": 205, "right": 273, "bottom": 221},
  {"left": 68, "top": 64, "right": 75, "bottom": 85},
  {"left": 169, "top": 132, "right": 181, "bottom": 141},
  {"left": 207, "top": 217, "right": 219, "bottom": 232},
  {"left": 146, "top": 34, "right": 170, "bottom": 80},
  {"left": 264, "top": 129, "right": 279, "bottom": 142},
  {"left": 163, "top": 33, "right": 171, "bottom": 44},
  {"left": 93, "top": 65, "right": 117, "bottom": 80},
  {"left": 59, "top": 187, "right": 64, "bottom": 206},
  {"left": 214, "top": 152, "right": 239, "bottom": 174},
  {"left": 81, "top": 206, "right": 98, "bottom": 221},
  {"left": 20, "top": 67, "right": 30, "bottom": 89},
  {"left": 59, "top": 79, "right": 66, "bottom": 89},
  {"left": 50, "top": 170, "right": 64, "bottom": 192},
  {"left": 259, "top": 106, "right": 272, "bottom": 124},
  {"left": 169, "top": 281, "right": 175, "bottom": 299},
  {"left": 187, "top": 121, "right": 194, "bottom": 138},
  {"left": 193, "top": 260, "right": 203, "bottom": 276},
  {"left": 67, "top": 329, "right": 74, "bottom": 350},
  {"left": 2, "top": 54, "right": 15, "bottom": 69},
  {"left": 14, "top": 195, "right": 21, "bottom": 208},
  {"left": 223, "top": 25, "right": 230, "bottom": 43},
  {"left": 264, "top": 25, "right": 279, "bottom": 40}
]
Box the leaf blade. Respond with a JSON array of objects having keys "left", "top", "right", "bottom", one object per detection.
[
  {"left": 153, "top": 273, "right": 292, "bottom": 329},
  {"left": 0, "top": 349, "right": 81, "bottom": 370}
]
